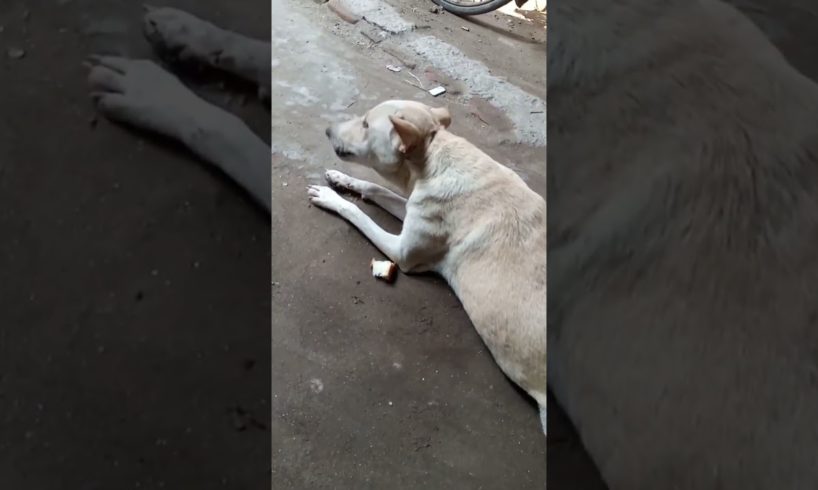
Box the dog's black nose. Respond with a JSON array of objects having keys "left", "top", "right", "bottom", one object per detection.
[{"left": 325, "top": 127, "right": 332, "bottom": 138}]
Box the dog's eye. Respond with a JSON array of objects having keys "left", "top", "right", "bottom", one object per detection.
[{"left": 362, "top": 120, "right": 369, "bottom": 129}]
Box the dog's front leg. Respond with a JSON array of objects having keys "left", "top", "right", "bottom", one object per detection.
[
  {"left": 86, "top": 56, "right": 271, "bottom": 212},
  {"left": 308, "top": 185, "right": 406, "bottom": 266},
  {"left": 325, "top": 170, "right": 407, "bottom": 220},
  {"left": 142, "top": 7, "right": 271, "bottom": 96}
]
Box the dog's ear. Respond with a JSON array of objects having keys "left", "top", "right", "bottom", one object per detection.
[
  {"left": 389, "top": 114, "right": 421, "bottom": 153},
  {"left": 430, "top": 106, "right": 451, "bottom": 128}
]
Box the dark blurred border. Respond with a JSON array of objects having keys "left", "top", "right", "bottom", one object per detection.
[{"left": 0, "top": 1, "right": 271, "bottom": 488}]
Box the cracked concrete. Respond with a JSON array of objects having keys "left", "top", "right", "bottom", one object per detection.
[
  {"left": 404, "top": 34, "right": 546, "bottom": 146},
  {"left": 342, "top": 0, "right": 415, "bottom": 33}
]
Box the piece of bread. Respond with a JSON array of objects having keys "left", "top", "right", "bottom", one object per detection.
[{"left": 370, "top": 259, "right": 397, "bottom": 283}]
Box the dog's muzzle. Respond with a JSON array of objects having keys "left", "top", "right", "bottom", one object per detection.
[{"left": 326, "top": 126, "right": 354, "bottom": 158}]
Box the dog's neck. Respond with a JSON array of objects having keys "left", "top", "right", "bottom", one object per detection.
[
  {"left": 375, "top": 158, "right": 416, "bottom": 195},
  {"left": 377, "top": 130, "right": 454, "bottom": 194},
  {"left": 548, "top": 0, "right": 691, "bottom": 88}
]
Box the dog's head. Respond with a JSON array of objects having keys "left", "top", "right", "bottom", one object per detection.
[{"left": 325, "top": 100, "right": 451, "bottom": 174}]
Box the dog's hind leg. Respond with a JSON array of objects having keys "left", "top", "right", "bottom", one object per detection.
[
  {"left": 540, "top": 404, "right": 547, "bottom": 436},
  {"left": 324, "top": 170, "right": 407, "bottom": 220},
  {"left": 142, "top": 6, "right": 271, "bottom": 98}
]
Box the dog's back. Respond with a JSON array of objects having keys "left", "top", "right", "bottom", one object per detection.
[
  {"left": 421, "top": 131, "right": 547, "bottom": 408},
  {"left": 550, "top": 0, "right": 818, "bottom": 488}
]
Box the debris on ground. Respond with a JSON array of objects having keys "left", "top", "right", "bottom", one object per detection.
[
  {"left": 403, "top": 71, "right": 427, "bottom": 91},
  {"left": 371, "top": 259, "right": 397, "bottom": 283},
  {"left": 309, "top": 378, "right": 324, "bottom": 394},
  {"left": 386, "top": 64, "right": 402, "bottom": 72},
  {"left": 461, "top": 26, "right": 470, "bottom": 31},
  {"left": 360, "top": 26, "right": 385, "bottom": 44},
  {"left": 382, "top": 46, "right": 417, "bottom": 70},
  {"left": 471, "top": 111, "right": 490, "bottom": 126},
  {"left": 515, "top": 8, "right": 547, "bottom": 27},
  {"left": 428, "top": 86, "right": 446, "bottom": 97},
  {"left": 327, "top": 0, "right": 362, "bottom": 24}
]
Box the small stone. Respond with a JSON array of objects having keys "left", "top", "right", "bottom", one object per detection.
[
  {"left": 309, "top": 378, "right": 324, "bottom": 394},
  {"left": 7, "top": 47, "right": 25, "bottom": 60}
]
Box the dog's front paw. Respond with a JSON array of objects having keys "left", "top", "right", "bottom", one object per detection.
[
  {"left": 308, "top": 185, "right": 350, "bottom": 213},
  {"left": 86, "top": 56, "right": 208, "bottom": 139},
  {"left": 142, "top": 6, "right": 227, "bottom": 65},
  {"left": 325, "top": 170, "right": 360, "bottom": 194}
]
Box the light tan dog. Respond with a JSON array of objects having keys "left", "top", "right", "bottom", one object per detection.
[
  {"left": 550, "top": 0, "right": 818, "bottom": 488},
  {"left": 308, "top": 100, "right": 547, "bottom": 434}
]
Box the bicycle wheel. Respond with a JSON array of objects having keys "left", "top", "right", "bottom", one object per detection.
[{"left": 433, "top": 0, "right": 514, "bottom": 16}]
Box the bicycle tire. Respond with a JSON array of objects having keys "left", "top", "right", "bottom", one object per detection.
[{"left": 433, "top": 0, "right": 514, "bottom": 16}]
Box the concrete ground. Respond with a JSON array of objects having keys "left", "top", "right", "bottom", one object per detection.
[{"left": 270, "top": 1, "right": 551, "bottom": 488}]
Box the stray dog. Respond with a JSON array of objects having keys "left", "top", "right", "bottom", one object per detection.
[
  {"left": 309, "top": 100, "right": 547, "bottom": 435},
  {"left": 550, "top": 0, "right": 818, "bottom": 488},
  {"left": 86, "top": 6, "right": 271, "bottom": 211}
]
